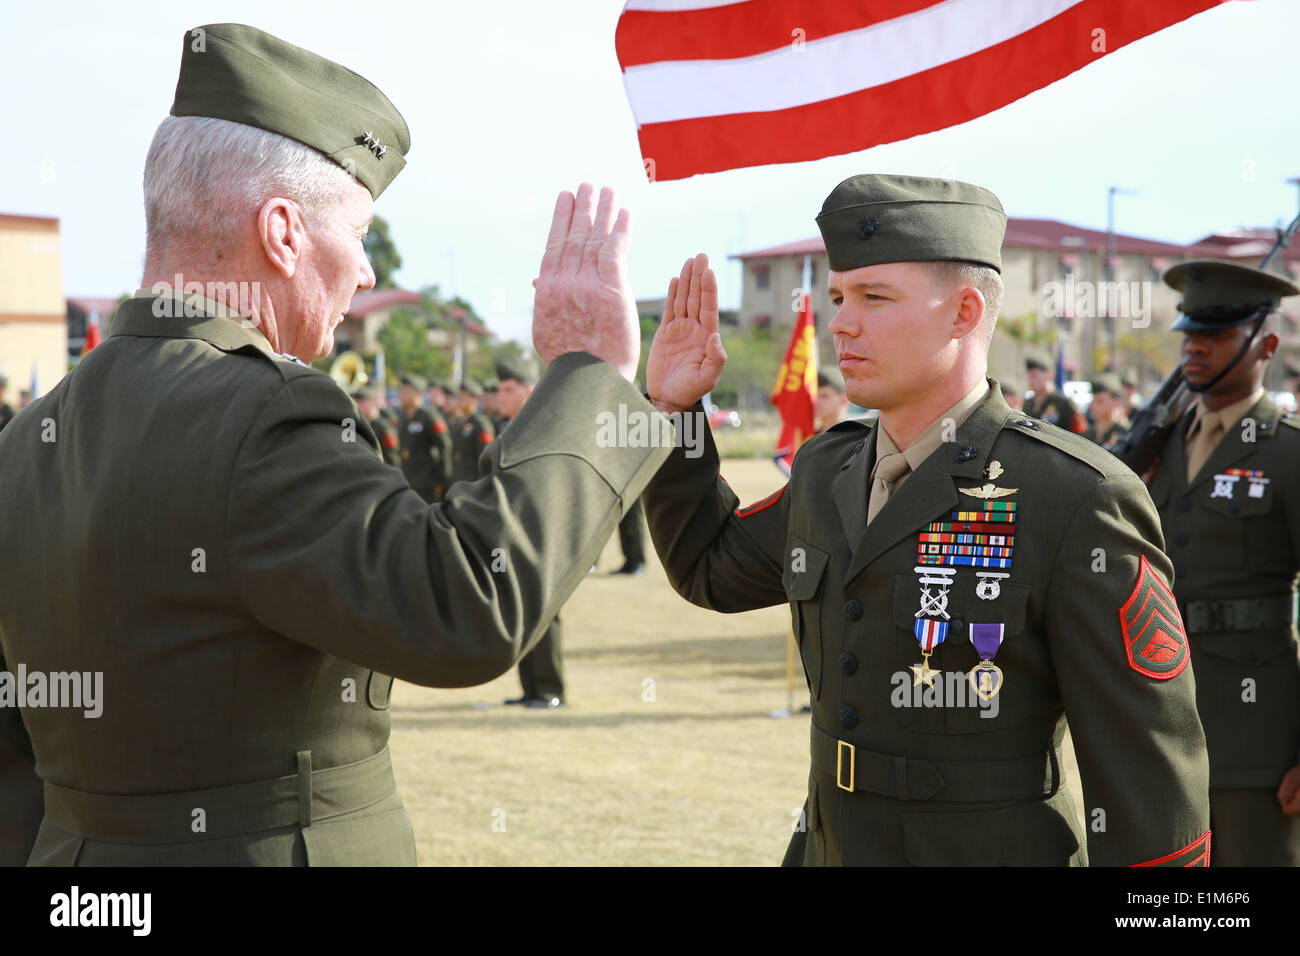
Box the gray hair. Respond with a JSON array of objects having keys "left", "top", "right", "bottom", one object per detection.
[
  {"left": 921, "top": 260, "right": 1004, "bottom": 339},
  {"left": 143, "top": 115, "right": 354, "bottom": 256}
]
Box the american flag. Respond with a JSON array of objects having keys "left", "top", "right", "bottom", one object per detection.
[{"left": 617, "top": 0, "right": 1229, "bottom": 181}]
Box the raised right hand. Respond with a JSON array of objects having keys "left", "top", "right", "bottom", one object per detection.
[
  {"left": 646, "top": 253, "right": 727, "bottom": 412},
  {"left": 532, "top": 183, "right": 639, "bottom": 381}
]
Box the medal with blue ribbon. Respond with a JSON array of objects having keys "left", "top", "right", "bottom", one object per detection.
[
  {"left": 968, "top": 622, "right": 1005, "bottom": 700},
  {"left": 912, "top": 618, "right": 949, "bottom": 687}
]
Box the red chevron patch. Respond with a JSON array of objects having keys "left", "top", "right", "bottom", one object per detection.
[{"left": 1118, "top": 555, "right": 1189, "bottom": 680}]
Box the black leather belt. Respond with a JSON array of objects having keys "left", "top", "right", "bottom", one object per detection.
[
  {"left": 811, "top": 722, "right": 1060, "bottom": 802},
  {"left": 1183, "top": 594, "right": 1297, "bottom": 635}
]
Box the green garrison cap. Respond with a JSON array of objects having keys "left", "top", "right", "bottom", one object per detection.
[
  {"left": 170, "top": 23, "right": 410, "bottom": 198},
  {"left": 1024, "top": 351, "right": 1051, "bottom": 372},
  {"left": 1165, "top": 260, "right": 1300, "bottom": 332},
  {"left": 496, "top": 359, "right": 537, "bottom": 385},
  {"left": 816, "top": 174, "right": 1007, "bottom": 274},
  {"left": 352, "top": 381, "right": 382, "bottom": 400},
  {"left": 399, "top": 373, "right": 427, "bottom": 391},
  {"left": 1091, "top": 373, "right": 1123, "bottom": 397},
  {"left": 459, "top": 378, "right": 484, "bottom": 398}
]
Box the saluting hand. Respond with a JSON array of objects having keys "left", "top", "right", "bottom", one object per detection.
[
  {"left": 646, "top": 253, "right": 726, "bottom": 413},
  {"left": 532, "top": 183, "right": 639, "bottom": 381}
]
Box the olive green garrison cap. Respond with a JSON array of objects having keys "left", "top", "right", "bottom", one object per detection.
[
  {"left": 170, "top": 23, "right": 410, "bottom": 198},
  {"left": 816, "top": 174, "right": 1007, "bottom": 273}
]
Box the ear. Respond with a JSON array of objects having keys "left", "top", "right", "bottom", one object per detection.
[
  {"left": 258, "top": 198, "right": 305, "bottom": 279},
  {"left": 950, "top": 285, "right": 985, "bottom": 341},
  {"left": 1259, "top": 331, "right": 1280, "bottom": 361}
]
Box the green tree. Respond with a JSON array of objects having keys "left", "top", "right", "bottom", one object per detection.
[{"left": 363, "top": 215, "right": 402, "bottom": 289}]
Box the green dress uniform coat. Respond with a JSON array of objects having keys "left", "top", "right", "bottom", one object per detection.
[
  {"left": 643, "top": 381, "right": 1211, "bottom": 866},
  {"left": 451, "top": 412, "right": 497, "bottom": 487},
  {"left": 1149, "top": 393, "right": 1300, "bottom": 865},
  {"left": 1086, "top": 419, "right": 1129, "bottom": 451},
  {"left": 397, "top": 404, "right": 452, "bottom": 502},
  {"left": 496, "top": 416, "right": 564, "bottom": 700},
  {"left": 0, "top": 296, "right": 668, "bottom": 866},
  {"left": 367, "top": 413, "right": 403, "bottom": 469},
  {"left": 1024, "top": 390, "right": 1084, "bottom": 433}
]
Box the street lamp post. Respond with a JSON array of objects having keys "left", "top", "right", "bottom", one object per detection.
[{"left": 1106, "top": 186, "right": 1139, "bottom": 374}]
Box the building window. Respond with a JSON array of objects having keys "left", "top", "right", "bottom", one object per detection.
[{"left": 754, "top": 264, "right": 770, "bottom": 290}]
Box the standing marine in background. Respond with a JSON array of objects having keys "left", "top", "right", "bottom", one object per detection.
[
  {"left": 397, "top": 373, "right": 451, "bottom": 502},
  {"left": 1085, "top": 373, "right": 1130, "bottom": 451},
  {"left": 450, "top": 378, "right": 496, "bottom": 486},
  {"left": 1147, "top": 259, "right": 1300, "bottom": 866},
  {"left": 1023, "top": 353, "right": 1086, "bottom": 433}
]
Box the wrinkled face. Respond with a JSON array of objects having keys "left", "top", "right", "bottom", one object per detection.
[
  {"left": 827, "top": 261, "right": 962, "bottom": 412},
  {"left": 498, "top": 379, "right": 532, "bottom": 419},
  {"left": 280, "top": 180, "right": 376, "bottom": 361},
  {"left": 1180, "top": 325, "right": 1274, "bottom": 395}
]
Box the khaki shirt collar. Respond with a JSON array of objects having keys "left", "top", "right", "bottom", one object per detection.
[
  {"left": 1190, "top": 387, "right": 1265, "bottom": 437},
  {"left": 875, "top": 378, "right": 992, "bottom": 473}
]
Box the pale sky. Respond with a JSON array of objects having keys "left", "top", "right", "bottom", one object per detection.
[{"left": 2, "top": 0, "right": 1297, "bottom": 345}]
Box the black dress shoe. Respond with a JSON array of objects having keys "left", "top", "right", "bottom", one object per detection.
[
  {"left": 503, "top": 696, "right": 529, "bottom": 705},
  {"left": 610, "top": 563, "right": 645, "bottom": 576},
  {"left": 523, "top": 696, "right": 564, "bottom": 709}
]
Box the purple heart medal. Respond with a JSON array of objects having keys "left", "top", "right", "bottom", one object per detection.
[{"left": 968, "top": 622, "right": 1006, "bottom": 700}]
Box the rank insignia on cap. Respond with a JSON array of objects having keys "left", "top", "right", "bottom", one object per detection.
[{"left": 1119, "top": 555, "right": 1188, "bottom": 680}]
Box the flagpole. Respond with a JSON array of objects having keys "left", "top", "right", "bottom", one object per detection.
[
  {"left": 773, "top": 260, "right": 817, "bottom": 719},
  {"left": 784, "top": 256, "right": 817, "bottom": 712}
]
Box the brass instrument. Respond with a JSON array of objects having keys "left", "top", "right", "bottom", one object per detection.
[{"left": 329, "top": 351, "right": 368, "bottom": 391}]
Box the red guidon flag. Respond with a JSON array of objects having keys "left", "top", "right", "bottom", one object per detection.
[
  {"left": 81, "top": 319, "right": 102, "bottom": 357},
  {"left": 616, "top": 0, "right": 1229, "bottom": 181},
  {"left": 772, "top": 292, "right": 817, "bottom": 474}
]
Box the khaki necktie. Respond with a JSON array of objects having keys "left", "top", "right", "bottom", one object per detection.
[
  {"left": 1185, "top": 410, "right": 1224, "bottom": 483},
  {"left": 867, "top": 452, "right": 910, "bottom": 524}
]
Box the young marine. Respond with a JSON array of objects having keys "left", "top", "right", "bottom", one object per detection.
[{"left": 642, "top": 174, "right": 1211, "bottom": 866}]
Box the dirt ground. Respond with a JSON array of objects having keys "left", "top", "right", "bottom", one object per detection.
[{"left": 390, "top": 457, "right": 1081, "bottom": 865}]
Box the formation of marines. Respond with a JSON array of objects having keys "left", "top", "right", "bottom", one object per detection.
[{"left": 0, "top": 20, "right": 1296, "bottom": 869}]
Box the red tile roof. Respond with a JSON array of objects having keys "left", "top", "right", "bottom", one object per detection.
[
  {"left": 66, "top": 297, "right": 123, "bottom": 318},
  {"left": 344, "top": 289, "right": 424, "bottom": 317},
  {"left": 732, "top": 218, "right": 1300, "bottom": 263}
]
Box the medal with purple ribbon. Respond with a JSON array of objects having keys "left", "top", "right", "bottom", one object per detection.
[
  {"left": 968, "top": 622, "right": 1005, "bottom": 700},
  {"left": 911, "top": 618, "right": 949, "bottom": 687}
]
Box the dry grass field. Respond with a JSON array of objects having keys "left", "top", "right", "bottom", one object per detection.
[{"left": 390, "top": 456, "right": 1081, "bottom": 865}]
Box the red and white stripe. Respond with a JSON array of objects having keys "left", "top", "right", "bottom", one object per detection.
[{"left": 616, "top": 0, "right": 1230, "bottom": 181}]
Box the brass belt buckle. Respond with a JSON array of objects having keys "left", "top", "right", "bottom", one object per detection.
[{"left": 836, "top": 740, "right": 856, "bottom": 793}]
